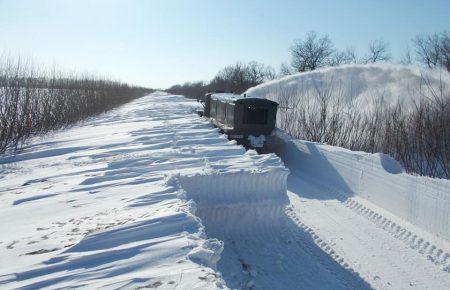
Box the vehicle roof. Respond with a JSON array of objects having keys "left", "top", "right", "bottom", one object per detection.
[
  {"left": 210, "top": 93, "right": 278, "bottom": 106},
  {"left": 210, "top": 93, "right": 244, "bottom": 102}
]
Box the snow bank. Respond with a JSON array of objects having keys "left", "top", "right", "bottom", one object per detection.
[
  {"left": 176, "top": 170, "right": 289, "bottom": 206},
  {"left": 268, "top": 132, "right": 450, "bottom": 241},
  {"left": 246, "top": 64, "right": 450, "bottom": 110},
  {"left": 173, "top": 169, "right": 289, "bottom": 235}
]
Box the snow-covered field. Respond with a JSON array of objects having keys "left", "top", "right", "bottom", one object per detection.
[{"left": 1, "top": 93, "right": 449, "bottom": 289}]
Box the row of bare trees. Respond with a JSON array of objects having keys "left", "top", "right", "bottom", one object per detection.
[
  {"left": 166, "top": 61, "right": 275, "bottom": 98},
  {"left": 272, "top": 76, "right": 449, "bottom": 179},
  {"left": 168, "top": 31, "right": 449, "bottom": 97},
  {"left": 0, "top": 58, "right": 152, "bottom": 153},
  {"left": 282, "top": 31, "right": 449, "bottom": 74}
]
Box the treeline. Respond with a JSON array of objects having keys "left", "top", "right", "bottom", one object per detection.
[
  {"left": 167, "top": 61, "right": 275, "bottom": 98},
  {"left": 167, "top": 31, "right": 450, "bottom": 98},
  {"left": 0, "top": 58, "right": 152, "bottom": 153},
  {"left": 281, "top": 31, "right": 449, "bottom": 74}
]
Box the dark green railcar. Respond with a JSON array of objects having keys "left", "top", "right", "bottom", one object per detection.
[{"left": 202, "top": 93, "right": 278, "bottom": 147}]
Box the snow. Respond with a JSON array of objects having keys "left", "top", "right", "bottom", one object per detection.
[
  {"left": 246, "top": 63, "right": 450, "bottom": 110},
  {"left": 1, "top": 92, "right": 449, "bottom": 289},
  {"left": 210, "top": 93, "right": 244, "bottom": 102},
  {"left": 248, "top": 134, "right": 266, "bottom": 148},
  {"left": 267, "top": 131, "right": 450, "bottom": 289},
  {"left": 0, "top": 93, "right": 287, "bottom": 289},
  {"left": 267, "top": 131, "right": 450, "bottom": 241}
]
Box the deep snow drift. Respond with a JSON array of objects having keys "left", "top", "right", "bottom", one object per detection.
[{"left": 246, "top": 64, "right": 450, "bottom": 110}]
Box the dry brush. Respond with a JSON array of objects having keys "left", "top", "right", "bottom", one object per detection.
[
  {"left": 270, "top": 76, "right": 449, "bottom": 179},
  {"left": 0, "top": 58, "right": 152, "bottom": 153}
]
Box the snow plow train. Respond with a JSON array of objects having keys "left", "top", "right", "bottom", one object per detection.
[{"left": 201, "top": 92, "right": 278, "bottom": 148}]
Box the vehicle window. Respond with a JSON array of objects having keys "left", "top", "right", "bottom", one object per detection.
[
  {"left": 210, "top": 100, "right": 216, "bottom": 117},
  {"left": 217, "top": 103, "right": 225, "bottom": 122},
  {"left": 244, "top": 107, "right": 268, "bottom": 125},
  {"left": 226, "top": 104, "right": 234, "bottom": 125}
]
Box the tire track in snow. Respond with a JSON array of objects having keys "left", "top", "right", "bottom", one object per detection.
[
  {"left": 308, "top": 177, "right": 450, "bottom": 272},
  {"left": 343, "top": 198, "right": 450, "bottom": 272},
  {"left": 187, "top": 195, "right": 372, "bottom": 289},
  {"left": 285, "top": 207, "right": 367, "bottom": 285},
  {"left": 286, "top": 174, "right": 450, "bottom": 289}
]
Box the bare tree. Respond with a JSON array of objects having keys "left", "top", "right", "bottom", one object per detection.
[
  {"left": 0, "top": 56, "right": 151, "bottom": 153},
  {"left": 246, "top": 61, "right": 276, "bottom": 83},
  {"left": 399, "top": 46, "right": 413, "bottom": 65},
  {"left": 210, "top": 61, "right": 275, "bottom": 93},
  {"left": 290, "top": 31, "right": 335, "bottom": 72},
  {"left": 166, "top": 81, "right": 206, "bottom": 98},
  {"left": 414, "top": 32, "right": 450, "bottom": 71},
  {"left": 414, "top": 33, "right": 442, "bottom": 68},
  {"left": 362, "top": 39, "right": 391, "bottom": 63},
  {"left": 328, "top": 47, "right": 357, "bottom": 66},
  {"left": 441, "top": 33, "right": 450, "bottom": 71},
  {"left": 414, "top": 33, "right": 440, "bottom": 68},
  {"left": 279, "top": 62, "right": 295, "bottom": 76}
]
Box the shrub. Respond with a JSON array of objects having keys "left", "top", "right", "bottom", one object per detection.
[
  {"left": 0, "top": 57, "right": 152, "bottom": 153},
  {"left": 269, "top": 75, "right": 449, "bottom": 179}
]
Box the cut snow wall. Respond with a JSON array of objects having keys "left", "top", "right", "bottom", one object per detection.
[
  {"left": 177, "top": 169, "right": 289, "bottom": 236},
  {"left": 268, "top": 135, "right": 450, "bottom": 241}
]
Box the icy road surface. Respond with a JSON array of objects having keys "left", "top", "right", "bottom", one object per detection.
[{"left": 0, "top": 93, "right": 449, "bottom": 289}]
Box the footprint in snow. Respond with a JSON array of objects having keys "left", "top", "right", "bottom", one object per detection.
[
  {"left": 6, "top": 240, "right": 18, "bottom": 249},
  {"left": 22, "top": 178, "right": 48, "bottom": 186},
  {"left": 23, "top": 248, "right": 60, "bottom": 255}
]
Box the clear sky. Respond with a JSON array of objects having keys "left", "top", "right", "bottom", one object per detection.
[{"left": 1, "top": 0, "right": 449, "bottom": 88}]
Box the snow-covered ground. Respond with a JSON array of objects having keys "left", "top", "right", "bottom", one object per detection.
[
  {"left": 1, "top": 93, "right": 449, "bottom": 289},
  {"left": 267, "top": 132, "right": 450, "bottom": 289},
  {"left": 0, "top": 93, "right": 286, "bottom": 289}
]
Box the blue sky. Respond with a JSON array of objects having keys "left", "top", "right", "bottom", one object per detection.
[{"left": 1, "top": 0, "right": 449, "bottom": 88}]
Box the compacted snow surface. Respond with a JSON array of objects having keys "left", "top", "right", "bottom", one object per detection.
[{"left": 0, "top": 93, "right": 449, "bottom": 290}]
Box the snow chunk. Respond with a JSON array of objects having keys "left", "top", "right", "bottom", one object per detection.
[
  {"left": 188, "top": 238, "right": 224, "bottom": 269},
  {"left": 248, "top": 134, "right": 266, "bottom": 148}
]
